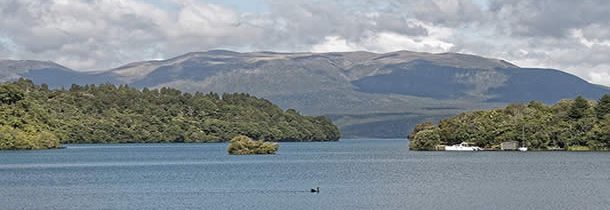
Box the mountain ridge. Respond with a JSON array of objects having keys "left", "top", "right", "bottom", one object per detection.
[{"left": 1, "top": 50, "right": 607, "bottom": 138}]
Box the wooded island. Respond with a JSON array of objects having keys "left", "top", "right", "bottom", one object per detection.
[
  {"left": 410, "top": 95, "right": 610, "bottom": 151},
  {"left": 0, "top": 79, "right": 340, "bottom": 150}
]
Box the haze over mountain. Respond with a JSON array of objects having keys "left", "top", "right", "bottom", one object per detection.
[{"left": 1, "top": 50, "right": 608, "bottom": 138}]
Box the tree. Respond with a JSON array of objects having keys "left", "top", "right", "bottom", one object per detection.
[
  {"left": 596, "top": 94, "right": 610, "bottom": 119},
  {"left": 568, "top": 96, "right": 590, "bottom": 119},
  {"left": 227, "top": 135, "right": 279, "bottom": 155},
  {"left": 0, "top": 85, "right": 24, "bottom": 105},
  {"left": 408, "top": 121, "right": 434, "bottom": 140},
  {"left": 409, "top": 128, "right": 441, "bottom": 151}
]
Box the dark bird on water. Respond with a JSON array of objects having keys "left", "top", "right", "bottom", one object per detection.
[{"left": 310, "top": 187, "right": 320, "bottom": 193}]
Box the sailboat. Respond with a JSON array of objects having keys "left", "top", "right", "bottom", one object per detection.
[{"left": 518, "top": 125, "right": 528, "bottom": 152}]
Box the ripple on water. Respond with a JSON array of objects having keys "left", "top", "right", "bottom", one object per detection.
[{"left": 1, "top": 139, "right": 610, "bottom": 210}]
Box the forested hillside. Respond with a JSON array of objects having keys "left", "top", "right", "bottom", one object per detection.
[
  {"left": 4, "top": 50, "right": 608, "bottom": 138},
  {"left": 0, "top": 79, "right": 340, "bottom": 150},
  {"left": 409, "top": 95, "right": 610, "bottom": 151}
]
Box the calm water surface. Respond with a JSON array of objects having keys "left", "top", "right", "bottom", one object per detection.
[{"left": 1, "top": 139, "right": 610, "bottom": 210}]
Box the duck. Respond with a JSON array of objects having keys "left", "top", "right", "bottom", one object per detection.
[{"left": 310, "top": 187, "right": 320, "bottom": 193}]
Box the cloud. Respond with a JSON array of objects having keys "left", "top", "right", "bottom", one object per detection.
[
  {"left": 589, "top": 70, "right": 610, "bottom": 86},
  {"left": 489, "top": 0, "right": 610, "bottom": 38},
  {"left": 0, "top": 0, "right": 257, "bottom": 69},
  {"left": 311, "top": 24, "right": 454, "bottom": 53},
  {"left": 0, "top": 0, "right": 609, "bottom": 86}
]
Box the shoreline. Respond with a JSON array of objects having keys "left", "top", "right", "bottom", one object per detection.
[{"left": 410, "top": 148, "right": 610, "bottom": 152}]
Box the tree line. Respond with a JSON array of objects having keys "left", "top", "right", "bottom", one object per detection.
[
  {"left": 409, "top": 95, "right": 610, "bottom": 151},
  {"left": 0, "top": 79, "right": 340, "bottom": 150}
]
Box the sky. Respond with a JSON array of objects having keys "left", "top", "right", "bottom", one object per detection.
[{"left": 1, "top": 0, "right": 609, "bottom": 86}]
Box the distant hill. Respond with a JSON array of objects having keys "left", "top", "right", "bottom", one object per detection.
[
  {"left": 2, "top": 50, "right": 608, "bottom": 138},
  {"left": 0, "top": 60, "right": 119, "bottom": 87}
]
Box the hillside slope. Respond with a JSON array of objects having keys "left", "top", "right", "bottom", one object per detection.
[
  {"left": 0, "top": 79, "right": 340, "bottom": 150},
  {"left": 2, "top": 51, "right": 608, "bottom": 138}
]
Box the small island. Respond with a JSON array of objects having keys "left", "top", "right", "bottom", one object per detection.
[
  {"left": 409, "top": 95, "right": 610, "bottom": 151},
  {"left": 0, "top": 79, "right": 341, "bottom": 150},
  {"left": 227, "top": 135, "right": 279, "bottom": 155}
]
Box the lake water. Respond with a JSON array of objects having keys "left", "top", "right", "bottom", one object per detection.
[{"left": 1, "top": 139, "right": 610, "bottom": 210}]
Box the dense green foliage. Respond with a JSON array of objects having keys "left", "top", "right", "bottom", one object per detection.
[
  {"left": 0, "top": 80, "right": 340, "bottom": 149},
  {"left": 227, "top": 135, "right": 279, "bottom": 155},
  {"left": 409, "top": 95, "right": 610, "bottom": 151},
  {"left": 596, "top": 94, "right": 610, "bottom": 119}
]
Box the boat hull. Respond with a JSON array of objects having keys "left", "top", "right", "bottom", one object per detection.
[{"left": 444, "top": 146, "right": 482, "bottom": 151}]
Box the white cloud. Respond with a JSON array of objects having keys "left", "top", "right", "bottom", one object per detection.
[
  {"left": 311, "top": 32, "right": 454, "bottom": 54},
  {"left": 0, "top": 0, "right": 259, "bottom": 69},
  {"left": 311, "top": 36, "right": 363, "bottom": 52},
  {"left": 573, "top": 29, "right": 610, "bottom": 48},
  {"left": 1, "top": 0, "right": 610, "bottom": 86},
  {"left": 311, "top": 19, "right": 454, "bottom": 53},
  {"left": 589, "top": 71, "right": 610, "bottom": 86}
]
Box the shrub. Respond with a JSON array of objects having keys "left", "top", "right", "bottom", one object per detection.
[{"left": 227, "top": 135, "right": 279, "bottom": 155}]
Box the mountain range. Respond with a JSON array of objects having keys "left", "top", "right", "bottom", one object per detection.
[{"left": 2, "top": 50, "right": 608, "bottom": 138}]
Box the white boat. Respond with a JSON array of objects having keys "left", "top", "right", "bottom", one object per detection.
[
  {"left": 445, "top": 142, "right": 482, "bottom": 151},
  {"left": 518, "top": 147, "right": 528, "bottom": 152}
]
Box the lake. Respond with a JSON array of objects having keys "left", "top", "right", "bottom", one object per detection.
[{"left": 1, "top": 139, "right": 610, "bottom": 210}]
